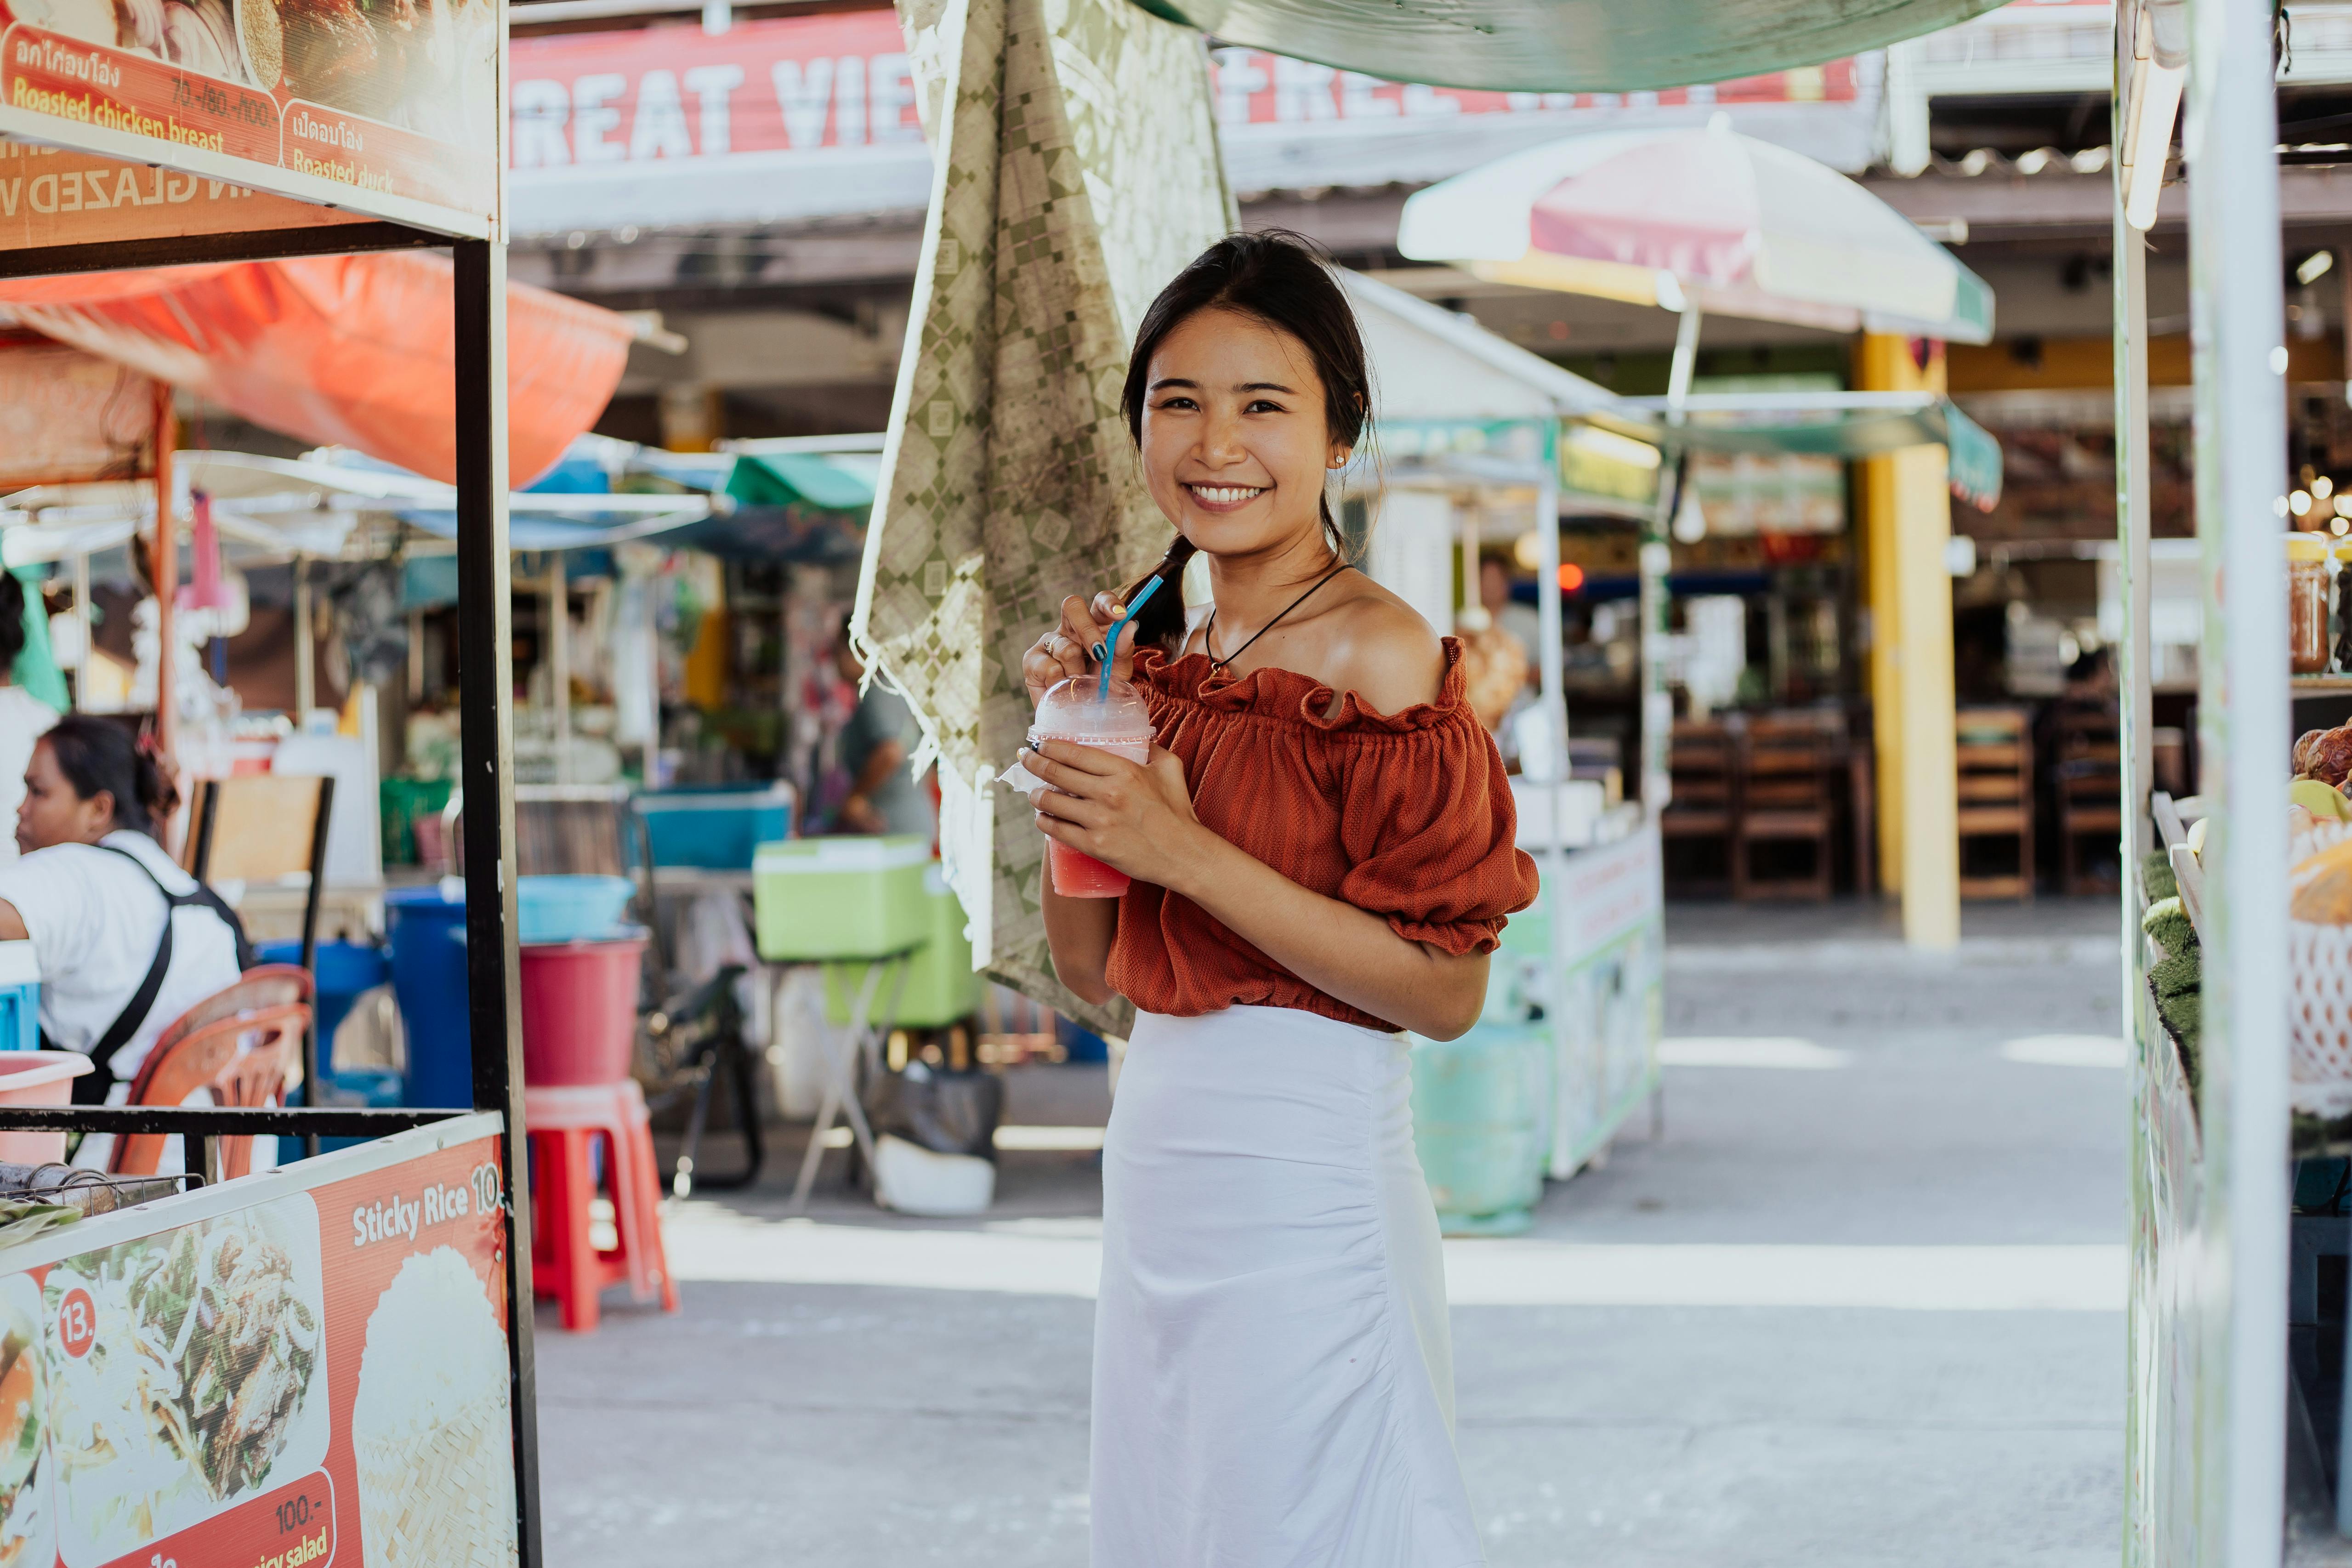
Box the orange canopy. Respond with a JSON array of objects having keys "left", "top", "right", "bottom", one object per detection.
[{"left": 0, "top": 252, "right": 633, "bottom": 485}]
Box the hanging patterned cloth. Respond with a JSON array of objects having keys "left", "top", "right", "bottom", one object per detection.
[{"left": 854, "top": 0, "right": 1230, "bottom": 1032}]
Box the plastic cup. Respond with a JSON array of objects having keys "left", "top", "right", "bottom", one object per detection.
[{"left": 1034, "top": 676, "right": 1153, "bottom": 898}]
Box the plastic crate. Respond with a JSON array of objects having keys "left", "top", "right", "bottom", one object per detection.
[
  {"left": 0, "top": 942, "right": 37, "bottom": 1053},
  {"left": 825, "top": 864, "right": 981, "bottom": 1028},
  {"left": 636, "top": 783, "right": 796, "bottom": 870},
  {"left": 755, "top": 835, "right": 930, "bottom": 960}
]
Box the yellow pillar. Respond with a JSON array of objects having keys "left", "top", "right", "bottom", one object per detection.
[{"left": 1856, "top": 335, "right": 1960, "bottom": 950}]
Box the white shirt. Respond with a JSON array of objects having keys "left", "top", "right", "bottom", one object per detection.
[
  {"left": 0, "top": 686, "right": 59, "bottom": 866},
  {"left": 0, "top": 829, "right": 242, "bottom": 1082}
]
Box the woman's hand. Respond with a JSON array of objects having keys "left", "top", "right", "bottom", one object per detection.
[
  {"left": 1022, "top": 739, "right": 1205, "bottom": 892},
  {"left": 1021, "top": 592, "right": 1144, "bottom": 705}
]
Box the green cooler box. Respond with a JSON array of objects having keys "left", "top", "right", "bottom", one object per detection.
[
  {"left": 754, "top": 835, "right": 931, "bottom": 961},
  {"left": 1409, "top": 1022, "right": 1553, "bottom": 1236},
  {"left": 824, "top": 864, "right": 983, "bottom": 1028}
]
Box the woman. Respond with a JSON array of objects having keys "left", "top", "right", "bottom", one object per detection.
[
  {"left": 0, "top": 574, "right": 60, "bottom": 865},
  {"left": 1018, "top": 232, "right": 1538, "bottom": 1566},
  {"left": 0, "top": 718, "right": 246, "bottom": 1122}
]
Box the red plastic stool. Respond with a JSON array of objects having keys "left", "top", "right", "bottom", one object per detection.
[{"left": 527, "top": 1080, "right": 679, "bottom": 1332}]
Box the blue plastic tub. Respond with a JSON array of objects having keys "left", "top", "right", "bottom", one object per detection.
[
  {"left": 0, "top": 942, "right": 38, "bottom": 1053},
  {"left": 516, "top": 875, "right": 636, "bottom": 944},
  {"left": 257, "top": 939, "right": 389, "bottom": 1065},
  {"left": 386, "top": 886, "right": 472, "bottom": 1110},
  {"left": 636, "top": 783, "right": 795, "bottom": 869}
]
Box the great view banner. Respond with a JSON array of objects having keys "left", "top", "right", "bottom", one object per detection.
[
  {"left": 0, "top": 1118, "right": 517, "bottom": 1568},
  {"left": 0, "top": 0, "right": 497, "bottom": 236}
]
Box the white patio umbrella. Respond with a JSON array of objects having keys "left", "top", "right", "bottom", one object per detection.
[{"left": 1397, "top": 118, "right": 1994, "bottom": 344}]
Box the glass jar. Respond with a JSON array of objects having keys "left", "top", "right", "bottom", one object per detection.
[
  {"left": 2290, "top": 532, "right": 2332, "bottom": 674},
  {"left": 2333, "top": 542, "right": 2352, "bottom": 675}
]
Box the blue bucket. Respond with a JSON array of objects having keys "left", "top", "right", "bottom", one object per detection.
[
  {"left": 516, "top": 875, "right": 636, "bottom": 945},
  {"left": 387, "top": 886, "right": 472, "bottom": 1110}
]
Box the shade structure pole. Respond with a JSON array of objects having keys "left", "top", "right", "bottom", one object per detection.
[
  {"left": 69, "top": 552, "right": 90, "bottom": 712},
  {"left": 152, "top": 386, "right": 178, "bottom": 768},
  {"left": 1638, "top": 303, "right": 1702, "bottom": 812},
  {"left": 549, "top": 559, "right": 570, "bottom": 783},
  {"left": 2183, "top": 0, "right": 2290, "bottom": 1557},
  {"left": 452, "top": 236, "right": 542, "bottom": 1567},
  {"left": 2114, "top": 5, "right": 2162, "bottom": 1550},
  {"left": 293, "top": 554, "right": 315, "bottom": 721}
]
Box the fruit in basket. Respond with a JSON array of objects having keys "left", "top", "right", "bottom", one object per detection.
[
  {"left": 2300, "top": 728, "right": 2331, "bottom": 776},
  {"left": 2291, "top": 839, "right": 2352, "bottom": 923},
  {"left": 2291, "top": 778, "right": 2352, "bottom": 821},
  {"left": 2304, "top": 725, "right": 2352, "bottom": 787}
]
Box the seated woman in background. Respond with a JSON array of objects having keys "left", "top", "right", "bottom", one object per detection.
[{"left": 0, "top": 719, "right": 248, "bottom": 1164}]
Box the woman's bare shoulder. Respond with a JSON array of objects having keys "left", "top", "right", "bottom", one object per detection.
[{"left": 1319, "top": 578, "right": 1445, "bottom": 714}]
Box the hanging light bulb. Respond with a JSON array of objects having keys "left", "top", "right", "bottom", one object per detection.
[{"left": 1670, "top": 483, "right": 1708, "bottom": 544}]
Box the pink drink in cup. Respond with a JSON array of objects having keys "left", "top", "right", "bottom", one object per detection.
[{"left": 1035, "top": 676, "right": 1154, "bottom": 898}]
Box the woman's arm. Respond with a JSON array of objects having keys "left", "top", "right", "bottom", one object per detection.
[
  {"left": 1040, "top": 879, "right": 1120, "bottom": 1006},
  {"left": 1020, "top": 741, "right": 1488, "bottom": 1039}
]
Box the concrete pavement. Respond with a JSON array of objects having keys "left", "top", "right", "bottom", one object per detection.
[{"left": 535, "top": 899, "right": 2125, "bottom": 1566}]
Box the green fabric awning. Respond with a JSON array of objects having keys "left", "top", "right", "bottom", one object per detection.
[
  {"left": 724, "top": 452, "right": 879, "bottom": 512},
  {"left": 1127, "top": 0, "right": 2009, "bottom": 94},
  {"left": 1611, "top": 393, "right": 2003, "bottom": 511}
]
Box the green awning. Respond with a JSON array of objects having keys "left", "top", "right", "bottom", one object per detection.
[
  {"left": 1615, "top": 394, "right": 2003, "bottom": 511},
  {"left": 1128, "top": 0, "right": 2009, "bottom": 94},
  {"left": 724, "top": 452, "right": 878, "bottom": 512}
]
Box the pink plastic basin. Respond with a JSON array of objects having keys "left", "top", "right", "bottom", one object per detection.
[
  {"left": 518, "top": 937, "right": 646, "bottom": 1087},
  {"left": 0, "top": 1051, "right": 95, "bottom": 1165}
]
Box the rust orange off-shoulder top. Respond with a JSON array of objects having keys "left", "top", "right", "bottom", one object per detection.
[{"left": 1105, "top": 636, "right": 1540, "bottom": 1034}]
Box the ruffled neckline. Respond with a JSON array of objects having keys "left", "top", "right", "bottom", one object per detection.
[{"left": 1133, "top": 636, "right": 1471, "bottom": 734}]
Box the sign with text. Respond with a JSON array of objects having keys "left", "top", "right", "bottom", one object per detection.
[
  {"left": 0, "top": 1119, "right": 517, "bottom": 1567},
  {"left": 0, "top": 138, "right": 366, "bottom": 249},
  {"left": 0, "top": 0, "right": 498, "bottom": 239},
  {"left": 506, "top": 13, "right": 1857, "bottom": 170}
]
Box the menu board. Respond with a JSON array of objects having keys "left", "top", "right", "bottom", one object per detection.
[
  {"left": 0, "top": 139, "right": 367, "bottom": 250},
  {"left": 0, "top": 1117, "right": 519, "bottom": 1568},
  {"left": 0, "top": 0, "right": 497, "bottom": 237}
]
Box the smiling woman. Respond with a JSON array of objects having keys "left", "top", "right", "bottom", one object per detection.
[{"left": 1014, "top": 231, "right": 1537, "bottom": 1568}]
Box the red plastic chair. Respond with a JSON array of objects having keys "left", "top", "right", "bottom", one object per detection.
[
  {"left": 109, "top": 966, "right": 313, "bottom": 1180},
  {"left": 527, "top": 1079, "right": 678, "bottom": 1332}
]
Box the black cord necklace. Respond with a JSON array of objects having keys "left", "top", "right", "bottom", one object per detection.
[{"left": 1202, "top": 563, "right": 1351, "bottom": 675}]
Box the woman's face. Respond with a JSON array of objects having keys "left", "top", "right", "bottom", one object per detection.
[
  {"left": 17, "top": 741, "right": 113, "bottom": 855},
  {"left": 1139, "top": 307, "right": 1350, "bottom": 563}
]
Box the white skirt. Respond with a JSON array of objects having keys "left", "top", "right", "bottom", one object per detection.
[{"left": 1091, "top": 1006, "right": 1484, "bottom": 1568}]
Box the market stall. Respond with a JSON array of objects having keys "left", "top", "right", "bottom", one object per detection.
[
  {"left": 0, "top": 0, "right": 546, "bottom": 1554},
  {"left": 1337, "top": 270, "right": 1664, "bottom": 1181}
]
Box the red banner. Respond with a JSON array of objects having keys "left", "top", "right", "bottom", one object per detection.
[{"left": 0, "top": 1124, "right": 518, "bottom": 1568}]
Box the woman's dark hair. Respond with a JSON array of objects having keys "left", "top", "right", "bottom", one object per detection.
[
  {"left": 0, "top": 574, "right": 27, "bottom": 676},
  {"left": 41, "top": 715, "right": 178, "bottom": 839},
  {"left": 1116, "top": 229, "right": 1375, "bottom": 653}
]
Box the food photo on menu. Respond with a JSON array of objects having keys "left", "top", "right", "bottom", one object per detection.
[
  {"left": 40, "top": 1198, "right": 328, "bottom": 1567},
  {"left": 0, "top": 0, "right": 496, "bottom": 140}
]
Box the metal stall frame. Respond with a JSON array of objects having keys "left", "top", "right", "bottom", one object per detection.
[
  {"left": 2116, "top": 0, "right": 2292, "bottom": 1562},
  {"left": 0, "top": 120, "right": 538, "bottom": 1568}
]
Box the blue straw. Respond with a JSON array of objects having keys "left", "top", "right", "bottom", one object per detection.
[{"left": 1098, "top": 572, "right": 1166, "bottom": 703}]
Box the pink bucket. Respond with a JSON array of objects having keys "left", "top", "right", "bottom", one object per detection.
[
  {"left": 518, "top": 937, "right": 647, "bottom": 1087},
  {"left": 0, "top": 1052, "right": 95, "bottom": 1165}
]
